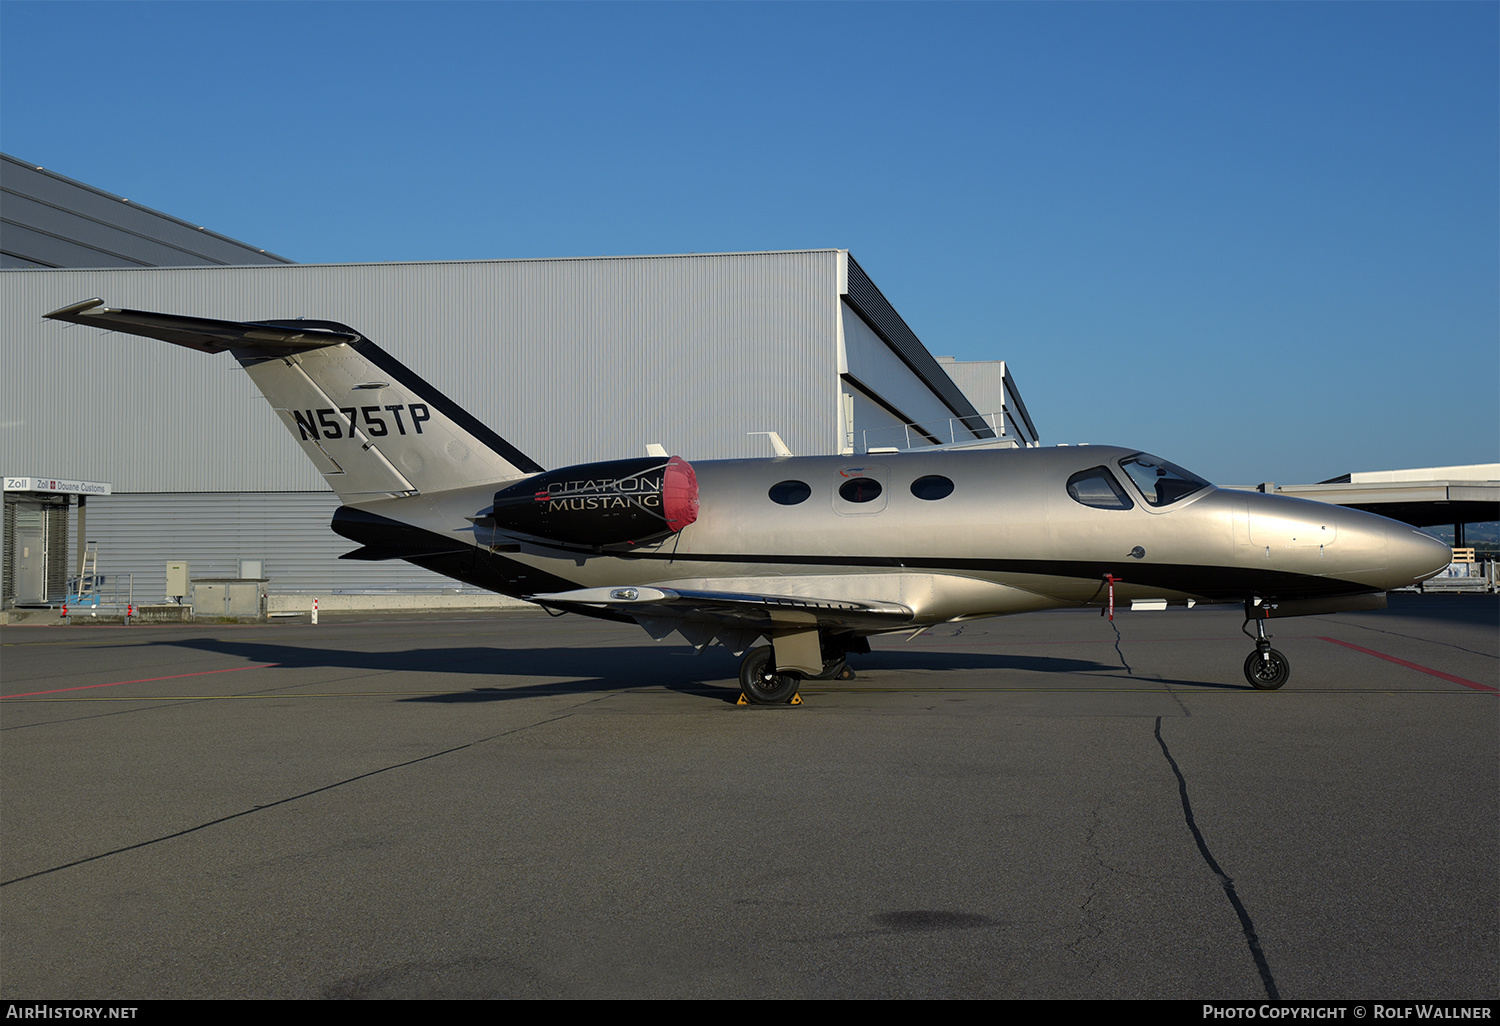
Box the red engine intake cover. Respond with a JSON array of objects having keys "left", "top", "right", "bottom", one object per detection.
[{"left": 661, "top": 455, "right": 699, "bottom": 533}]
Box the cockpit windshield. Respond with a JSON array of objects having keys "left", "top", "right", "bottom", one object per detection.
[{"left": 1117, "top": 454, "right": 1211, "bottom": 507}]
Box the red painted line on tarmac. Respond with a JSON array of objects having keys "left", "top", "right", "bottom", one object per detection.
[
  {"left": 2, "top": 664, "right": 279, "bottom": 699},
  {"left": 1317, "top": 638, "right": 1495, "bottom": 693}
]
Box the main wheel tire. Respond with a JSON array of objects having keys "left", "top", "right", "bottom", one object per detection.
[
  {"left": 739, "top": 647, "right": 802, "bottom": 705},
  {"left": 1244, "top": 648, "right": 1290, "bottom": 690}
]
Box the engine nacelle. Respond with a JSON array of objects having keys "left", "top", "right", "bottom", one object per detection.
[{"left": 486, "top": 455, "right": 699, "bottom": 547}]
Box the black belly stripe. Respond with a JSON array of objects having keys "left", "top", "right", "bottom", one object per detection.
[{"left": 610, "top": 550, "right": 1377, "bottom": 601}]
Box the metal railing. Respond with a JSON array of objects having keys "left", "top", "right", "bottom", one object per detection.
[
  {"left": 859, "top": 411, "right": 1018, "bottom": 454},
  {"left": 64, "top": 572, "right": 134, "bottom": 611}
]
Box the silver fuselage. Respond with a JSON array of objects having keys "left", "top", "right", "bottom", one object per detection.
[{"left": 354, "top": 444, "right": 1451, "bottom": 630}]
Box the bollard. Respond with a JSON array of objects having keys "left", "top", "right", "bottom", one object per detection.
[
  {"left": 61, "top": 602, "right": 68, "bottom": 626},
  {"left": 311, "top": 597, "right": 319, "bottom": 625}
]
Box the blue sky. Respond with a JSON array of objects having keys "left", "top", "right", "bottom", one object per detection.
[{"left": 3, "top": 1, "right": 1495, "bottom": 485}]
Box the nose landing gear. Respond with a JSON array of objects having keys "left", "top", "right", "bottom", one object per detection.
[
  {"left": 1244, "top": 646, "right": 1290, "bottom": 689},
  {"left": 1242, "top": 599, "right": 1290, "bottom": 690}
]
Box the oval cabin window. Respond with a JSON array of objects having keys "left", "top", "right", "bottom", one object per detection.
[
  {"left": 768, "top": 480, "right": 812, "bottom": 505},
  {"left": 910, "top": 475, "right": 954, "bottom": 500}
]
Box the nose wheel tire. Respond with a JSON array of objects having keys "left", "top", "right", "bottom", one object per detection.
[
  {"left": 1244, "top": 648, "right": 1290, "bottom": 690},
  {"left": 739, "top": 647, "right": 803, "bottom": 705}
]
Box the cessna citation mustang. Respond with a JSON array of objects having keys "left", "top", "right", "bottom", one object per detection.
[{"left": 47, "top": 300, "right": 1452, "bottom": 704}]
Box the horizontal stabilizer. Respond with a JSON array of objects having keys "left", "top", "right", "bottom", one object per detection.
[{"left": 45, "top": 299, "right": 357, "bottom": 354}]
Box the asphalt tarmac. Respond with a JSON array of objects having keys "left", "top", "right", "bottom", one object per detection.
[{"left": 1, "top": 595, "right": 1495, "bottom": 999}]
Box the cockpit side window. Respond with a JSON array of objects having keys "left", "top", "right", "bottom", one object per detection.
[
  {"left": 1117, "top": 454, "right": 1210, "bottom": 507},
  {"left": 1067, "top": 467, "right": 1134, "bottom": 510}
]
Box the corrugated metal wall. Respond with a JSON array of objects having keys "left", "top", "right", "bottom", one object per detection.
[
  {"left": 78, "top": 491, "right": 478, "bottom": 600},
  {"left": 2, "top": 251, "right": 841, "bottom": 491}
]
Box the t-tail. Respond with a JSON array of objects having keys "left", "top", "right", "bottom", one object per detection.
[{"left": 45, "top": 300, "right": 544, "bottom": 502}]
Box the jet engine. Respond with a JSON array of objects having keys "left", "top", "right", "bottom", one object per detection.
[{"left": 484, "top": 455, "right": 699, "bottom": 547}]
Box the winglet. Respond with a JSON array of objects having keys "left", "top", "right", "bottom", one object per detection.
[{"left": 46, "top": 298, "right": 106, "bottom": 320}]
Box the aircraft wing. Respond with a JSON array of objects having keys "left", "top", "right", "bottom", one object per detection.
[
  {"left": 45, "top": 299, "right": 358, "bottom": 353},
  {"left": 529, "top": 585, "right": 914, "bottom": 656}
]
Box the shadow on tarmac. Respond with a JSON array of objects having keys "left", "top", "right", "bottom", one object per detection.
[{"left": 139, "top": 633, "right": 1255, "bottom": 703}]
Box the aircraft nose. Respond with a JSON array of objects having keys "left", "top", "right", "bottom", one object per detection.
[{"left": 1386, "top": 524, "right": 1454, "bottom": 589}]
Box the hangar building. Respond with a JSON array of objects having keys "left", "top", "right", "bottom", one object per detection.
[{"left": 1, "top": 155, "right": 1036, "bottom": 607}]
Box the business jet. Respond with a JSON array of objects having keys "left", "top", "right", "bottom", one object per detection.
[{"left": 45, "top": 300, "right": 1452, "bottom": 704}]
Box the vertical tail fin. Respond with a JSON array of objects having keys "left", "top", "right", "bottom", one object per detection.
[{"left": 45, "top": 300, "right": 543, "bottom": 502}]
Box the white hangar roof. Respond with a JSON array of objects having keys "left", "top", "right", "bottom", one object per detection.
[{"left": 1, "top": 153, "right": 293, "bottom": 270}]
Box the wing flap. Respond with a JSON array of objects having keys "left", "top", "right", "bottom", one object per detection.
[{"left": 530, "top": 585, "right": 914, "bottom": 653}]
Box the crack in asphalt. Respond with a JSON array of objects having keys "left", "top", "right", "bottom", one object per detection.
[
  {"left": 1107, "top": 617, "right": 1133, "bottom": 676},
  {"left": 1154, "top": 716, "right": 1281, "bottom": 1000},
  {"left": 0, "top": 704, "right": 596, "bottom": 888},
  {"left": 1065, "top": 800, "right": 1108, "bottom": 973}
]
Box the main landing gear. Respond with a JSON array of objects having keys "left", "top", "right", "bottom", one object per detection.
[
  {"left": 736, "top": 633, "right": 863, "bottom": 706},
  {"left": 738, "top": 647, "right": 803, "bottom": 705},
  {"left": 1242, "top": 599, "right": 1290, "bottom": 690}
]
